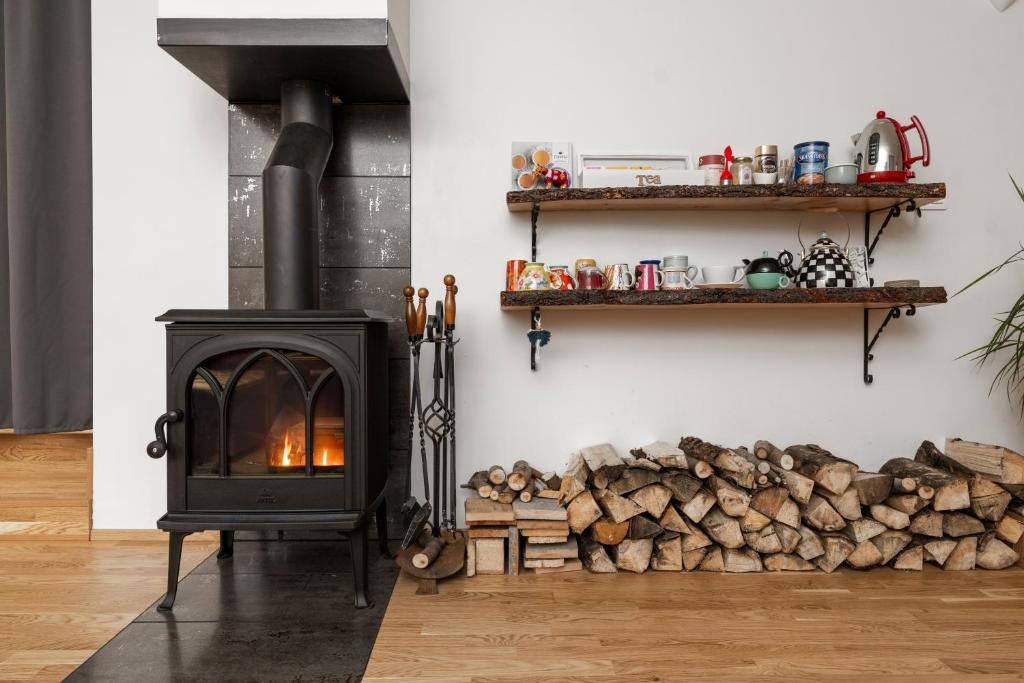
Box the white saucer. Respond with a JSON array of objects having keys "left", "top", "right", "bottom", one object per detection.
[{"left": 695, "top": 282, "right": 744, "bottom": 289}]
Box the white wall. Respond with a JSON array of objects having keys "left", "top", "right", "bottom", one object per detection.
[
  {"left": 410, "top": 0, "right": 1024, "bottom": 507},
  {"left": 93, "top": 0, "right": 227, "bottom": 529}
]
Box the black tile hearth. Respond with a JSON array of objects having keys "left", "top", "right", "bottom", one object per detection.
[{"left": 67, "top": 535, "right": 398, "bottom": 683}]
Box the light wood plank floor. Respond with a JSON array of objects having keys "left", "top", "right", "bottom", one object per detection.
[
  {"left": 0, "top": 539, "right": 214, "bottom": 681},
  {"left": 365, "top": 567, "right": 1024, "bottom": 682}
]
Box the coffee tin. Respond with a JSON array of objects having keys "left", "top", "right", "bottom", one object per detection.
[
  {"left": 754, "top": 145, "right": 778, "bottom": 173},
  {"left": 793, "top": 141, "right": 829, "bottom": 185}
]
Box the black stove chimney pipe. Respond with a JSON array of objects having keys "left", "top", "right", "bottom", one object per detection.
[{"left": 263, "top": 80, "right": 334, "bottom": 310}]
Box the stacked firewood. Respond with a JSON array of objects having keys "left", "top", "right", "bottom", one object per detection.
[
  {"left": 559, "top": 439, "right": 1023, "bottom": 574},
  {"left": 463, "top": 461, "right": 563, "bottom": 504}
]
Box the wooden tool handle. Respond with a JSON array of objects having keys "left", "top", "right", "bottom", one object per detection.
[
  {"left": 416, "top": 288, "right": 429, "bottom": 338},
  {"left": 403, "top": 286, "right": 417, "bottom": 338},
  {"left": 444, "top": 275, "right": 456, "bottom": 328}
]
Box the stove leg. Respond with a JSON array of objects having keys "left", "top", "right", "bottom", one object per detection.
[
  {"left": 376, "top": 499, "right": 392, "bottom": 559},
  {"left": 217, "top": 530, "right": 235, "bottom": 559},
  {"left": 158, "top": 531, "right": 189, "bottom": 611},
  {"left": 349, "top": 525, "right": 373, "bottom": 609}
]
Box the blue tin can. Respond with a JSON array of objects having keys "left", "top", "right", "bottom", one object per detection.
[{"left": 793, "top": 141, "right": 829, "bottom": 185}]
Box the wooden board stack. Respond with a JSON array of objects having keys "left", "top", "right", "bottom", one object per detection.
[
  {"left": 558, "top": 439, "right": 1023, "bottom": 574},
  {"left": 515, "top": 497, "right": 578, "bottom": 574}
]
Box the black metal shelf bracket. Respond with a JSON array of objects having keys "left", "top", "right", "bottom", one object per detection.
[
  {"left": 863, "top": 199, "right": 921, "bottom": 283},
  {"left": 863, "top": 304, "right": 916, "bottom": 384},
  {"left": 528, "top": 201, "right": 546, "bottom": 371}
]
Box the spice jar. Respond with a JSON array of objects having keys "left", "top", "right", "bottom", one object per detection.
[
  {"left": 698, "top": 154, "right": 726, "bottom": 185},
  {"left": 730, "top": 156, "right": 754, "bottom": 185},
  {"left": 754, "top": 145, "right": 778, "bottom": 174}
]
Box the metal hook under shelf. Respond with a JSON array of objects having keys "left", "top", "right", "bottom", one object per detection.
[{"left": 863, "top": 304, "right": 916, "bottom": 384}]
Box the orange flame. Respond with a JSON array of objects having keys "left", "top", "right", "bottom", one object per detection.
[
  {"left": 321, "top": 448, "right": 328, "bottom": 467},
  {"left": 280, "top": 432, "right": 293, "bottom": 466}
]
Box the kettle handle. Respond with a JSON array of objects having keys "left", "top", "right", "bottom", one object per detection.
[
  {"left": 796, "top": 214, "right": 851, "bottom": 254},
  {"left": 902, "top": 115, "right": 930, "bottom": 169}
]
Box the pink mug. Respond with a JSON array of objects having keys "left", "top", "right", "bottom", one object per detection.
[{"left": 634, "top": 263, "right": 665, "bottom": 291}]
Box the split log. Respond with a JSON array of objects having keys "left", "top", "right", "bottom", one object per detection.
[
  {"left": 744, "top": 526, "right": 783, "bottom": 554},
  {"left": 517, "top": 487, "right": 533, "bottom": 503},
  {"left": 462, "top": 470, "right": 493, "bottom": 498},
  {"left": 488, "top": 465, "right": 507, "bottom": 486},
  {"left": 893, "top": 545, "right": 923, "bottom": 571},
  {"left": 740, "top": 507, "right": 772, "bottom": 533},
  {"left": 581, "top": 443, "right": 626, "bottom": 489},
  {"left": 803, "top": 494, "right": 847, "bottom": 531},
  {"left": 723, "top": 548, "right": 763, "bottom": 573},
  {"left": 923, "top": 538, "right": 958, "bottom": 566},
  {"left": 701, "top": 508, "right": 745, "bottom": 549},
  {"left": 796, "top": 525, "right": 826, "bottom": 561},
  {"left": 659, "top": 504, "right": 693, "bottom": 534},
  {"left": 631, "top": 441, "right": 686, "bottom": 470},
  {"left": 651, "top": 534, "right": 683, "bottom": 571},
  {"left": 816, "top": 534, "right": 856, "bottom": 573},
  {"left": 869, "top": 504, "right": 911, "bottom": 530},
  {"left": 846, "top": 539, "right": 884, "bottom": 569},
  {"left": 628, "top": 484, "right": 673, "bottom": 519},
  {"left": 580, "top": 540, "right": 617, "bottom": 573},
  {"left": 589, "top": 517, "right": 629, "bottom": 546},
  {"left": 871, "top": 530, "right": 912, "bottom": 564},
  {"left": 851, "top": 472, "right": 894, "bottom": 506},
  {"left": 628, "top": 515, "right": 663, "bottom": 540},
  {"left": 917, "top": 485, "right": 935, "bottom": 500},
  {"left": 593, "top": 488, "right": 644, "bottom": 524},
  {"left": 706, "top": 476, "right": 751, "bottom": 517},
  {"left": 893, "top": 476, "right": 918, "bottom": 493},
  {"left": 537, "top": 470, "right": 561, "bottom": 490},
  {"left": 996, "top": 511, "right": 1024, "bottom": 546},
  {"left": 566, "top": 490, "right": 602, "bottom": 535},
  {"left": 507, "top": 460, "right": 533, "bottom": 491},
  {"left": 908, "top": 509, "right": 944, "bottom": 538},
  {"left": 767, "top": 464, "right": 814, "bottom": 504},
  {"left": 764, "top": 553, "right": 816, "bottom": 571},
  {"left": 916, "top": 440, "right": 976, "bottom": 477},
  {"left": 679, "top": 436, "right": 723, "bottom": 463},
  {"left": 819, "top": 487, "right": 862, "bottom": 521},
  {"left": 622, "top": 455, "right": 661, "bottom": 472},
  {"left": 942, "top": 512, "right": 985, "bottom": 538},
  {"left": 661, "top": 472, "right": 704, "bottom": 503},
  {"left": 735, "top": 447, "right": 772, "bottom": 475},
  {"left": 885, "top": 494, "right": 929, "bottom": 515},
  {"left": 681, "top": 525, "right": 713, "bottom": 552},
  {"left": 750, "top": 487, "right": 791, "bottom": 525},
  {"left": 492, "top": 485, "right": 517, "bottom": 504},
  {"left": 608, "top": 468, "right": 661, "bottom": 496},
  {"left": 976, "top": 537, "right": 1020, "bottom": 569},
  {"left": 843, "top": 518, "right": 887, "bottom": 543},
  {"left": 755, "top": 440, "right": 793, "bottom": 470},
  {"left": 969, "top": 477, "right": 1012, "bottom": 522},
  {"left": 559, "top": 453, "right": 589, "bottom": 504},
  {"left": 682, "top": 548, "right": 708, "bottom": 571},
  {"left": 774, "top": 522, "right": 802, "bottom": 554},
  {"left": 412, "top": 536, "right": 444, "bottom": 569},
  {"left": 615, "top": 538, "right": 654, "bottom": 573},
  {"left": 945, "top": 438, "right": 1024, "bottom": 484},
  {"left": 698, "top": 546, "right": 725, "bottom": 572},
  {"left": 681, "top": 489, "right": 717, "bottom": 523},
  {"left": 685, "top": 456, "right": 715, "bottom": 479},
  {"left": 879, "top": 458, "right": 970, "bottom": 511},
  {"left": 786, "top": 444, "right": 858, "bottom": 495},
  {"left": 944, "top": 536, "right": 978, "bottom": 571}
]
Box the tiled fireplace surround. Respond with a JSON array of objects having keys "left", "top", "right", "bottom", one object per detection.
[{"left": 227, "top": 103, "right": 411, "bottom": 536}]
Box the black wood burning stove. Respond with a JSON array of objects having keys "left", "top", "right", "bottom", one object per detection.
[{"left": 148, "top": 80, "right": 392, "bottom": 609}]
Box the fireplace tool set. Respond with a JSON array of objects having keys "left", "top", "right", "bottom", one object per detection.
[{"left": 395, "top": 275, "right": 465, "bottom": 593}]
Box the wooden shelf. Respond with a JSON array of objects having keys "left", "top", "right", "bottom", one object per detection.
[
  {"left": 500, "top": 287, "right": 947, "bottom": 311},
  {"left": 506, "top": 183, "right": 946, "bottom": 213}
]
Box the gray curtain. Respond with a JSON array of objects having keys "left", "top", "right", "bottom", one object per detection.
[{"left": 0, "top": 0, "right": 91, "bottom": 433}]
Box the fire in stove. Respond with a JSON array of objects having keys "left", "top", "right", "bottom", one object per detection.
[{"left": 269, "top": 420, "right": 345, "bottom": 469}]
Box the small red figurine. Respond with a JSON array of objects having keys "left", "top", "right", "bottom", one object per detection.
[{"left": 544, "top": 167, "right": 569, "bottom": 189}]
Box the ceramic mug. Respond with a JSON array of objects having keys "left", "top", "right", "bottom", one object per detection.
[
  {"left": 574, "top": 258, "right": 598, "bottom": 279},
  {"left": 549, "top": 265, "right": 576, "bottom": 290},
  {"left": 605, "top": 264, "right": 635, "bottom": 291},
  {"left": 635, "top": 262, "right": 665, "bottom": 291},
  {"left": 516, "top": 262, "right": 552, "bottom": 290},
  {"left": 746, "top": 272, "right": 791, "bottom": 290},
  {"left": 663, "top": 255, "right": 698, "bottom": 279},
  {"left": 662, "top": 267, "right": 694, "bottom": 290},
  {"left": 577, "top": 266, "right": 605, "bottom": 290},
  {"left": 702, "top": 265, "right": 746, "bottom": 285}
]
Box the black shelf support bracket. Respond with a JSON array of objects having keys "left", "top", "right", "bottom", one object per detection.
[
  {"left": 863, "top": 304, "right": 916, "bottom": 384},
  {"left": 529, "top": 201, "right": 544, "bottom": 371},
  {"left": 863, "top": 199, "right": 921, "bottom": 284}
]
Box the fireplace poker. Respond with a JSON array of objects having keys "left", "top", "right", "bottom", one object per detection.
[
  {"left": 400, "top": 287, "right": 432, "bottom": 550},
  {"left": 423, "top": 301, "right": 453, "bottom": 537},
  {"left": 443, "top": 276, "right": 458, "bottom": 531}
]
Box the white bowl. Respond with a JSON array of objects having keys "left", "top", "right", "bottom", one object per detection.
[{"left": 753, "top": 172, "right": 777, "bottom": 185}]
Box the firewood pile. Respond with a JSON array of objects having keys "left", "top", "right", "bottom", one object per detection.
[{"left": 558, "top": 438, "right": 1024, "bottom": 574}]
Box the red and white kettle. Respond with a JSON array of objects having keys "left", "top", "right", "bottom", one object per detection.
[{"left": 852, "top": 111, "right": 930, "bottom": 183}]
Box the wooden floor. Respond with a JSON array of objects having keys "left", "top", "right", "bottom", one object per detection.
[
  {"left": 0, "top": 539, "right": 214, "bottom": 682},
  {"left": 365, "top": 567, "right": 1024, "bottom": 682}
]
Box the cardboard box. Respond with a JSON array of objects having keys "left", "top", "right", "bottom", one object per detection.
[{"left": 579, "top": 168, "right": 706, "bottom": 188}]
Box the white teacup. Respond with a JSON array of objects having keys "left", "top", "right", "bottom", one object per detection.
[
  {"left": 702, "top": 265, "right": 746, "bottom": 285},
  {"left": 663, "top": 267, "right": 694, "bottom": 290}
]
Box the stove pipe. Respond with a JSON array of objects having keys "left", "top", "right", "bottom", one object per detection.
[{"left": 262, "top": 80, "right": 334, "bottom": 310}]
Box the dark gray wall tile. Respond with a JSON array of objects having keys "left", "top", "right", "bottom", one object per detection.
[
  {"left": 230, "top": 103, "right": 410, "bottom": 177},
  {"left": 229, "top": 267, "right": 264, "bottom": 309},
  {"left": 320, "top": 267, "right": 408, "bottom": 359},
  {"left": 389, "top": 358, "right": 410, "bottom": 451},
  {"left": 229, "top": 176, "right": 263, "bottom": 267},
  {"left": 321, "top": 178, "right": 410, "bottom": 268}
]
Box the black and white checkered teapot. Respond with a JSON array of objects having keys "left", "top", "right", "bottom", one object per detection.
[{"left": 789, "top": 218, "right": 855, "bottom": 288}]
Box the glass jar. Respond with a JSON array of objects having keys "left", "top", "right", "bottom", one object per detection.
[
  {"left": 754, "top": 145, "right": 778, "bottom": 174},
  {"left": 730, "top": 157, "right": 754, "bottom": 185},
  {"left": 699, "top": 154, "right": 726, "bottom": 185}
]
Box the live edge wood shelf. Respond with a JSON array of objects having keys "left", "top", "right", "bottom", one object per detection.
[{"left": 504, "top": 182, "right": 949, "bottom": 383}]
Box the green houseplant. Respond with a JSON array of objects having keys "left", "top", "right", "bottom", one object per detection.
[{"left": 958, "top": 177, "right": 1024, "bottom": 412}]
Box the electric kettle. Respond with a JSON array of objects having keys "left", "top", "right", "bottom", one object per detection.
[{"left": 851, "top": 111, "right": 930, "bottom": 183}]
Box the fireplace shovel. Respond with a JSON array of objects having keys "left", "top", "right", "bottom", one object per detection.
[{"left": 400, "top": 287, "right": 432, "bottom": 549}]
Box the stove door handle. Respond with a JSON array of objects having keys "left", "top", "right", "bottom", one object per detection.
[{"left": 147, "top": 410, "right": 183, "bottom": 459}]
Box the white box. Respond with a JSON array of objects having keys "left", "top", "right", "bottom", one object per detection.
[{"left": 579, "top": 168, "right": 706, "bottom": 188}]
